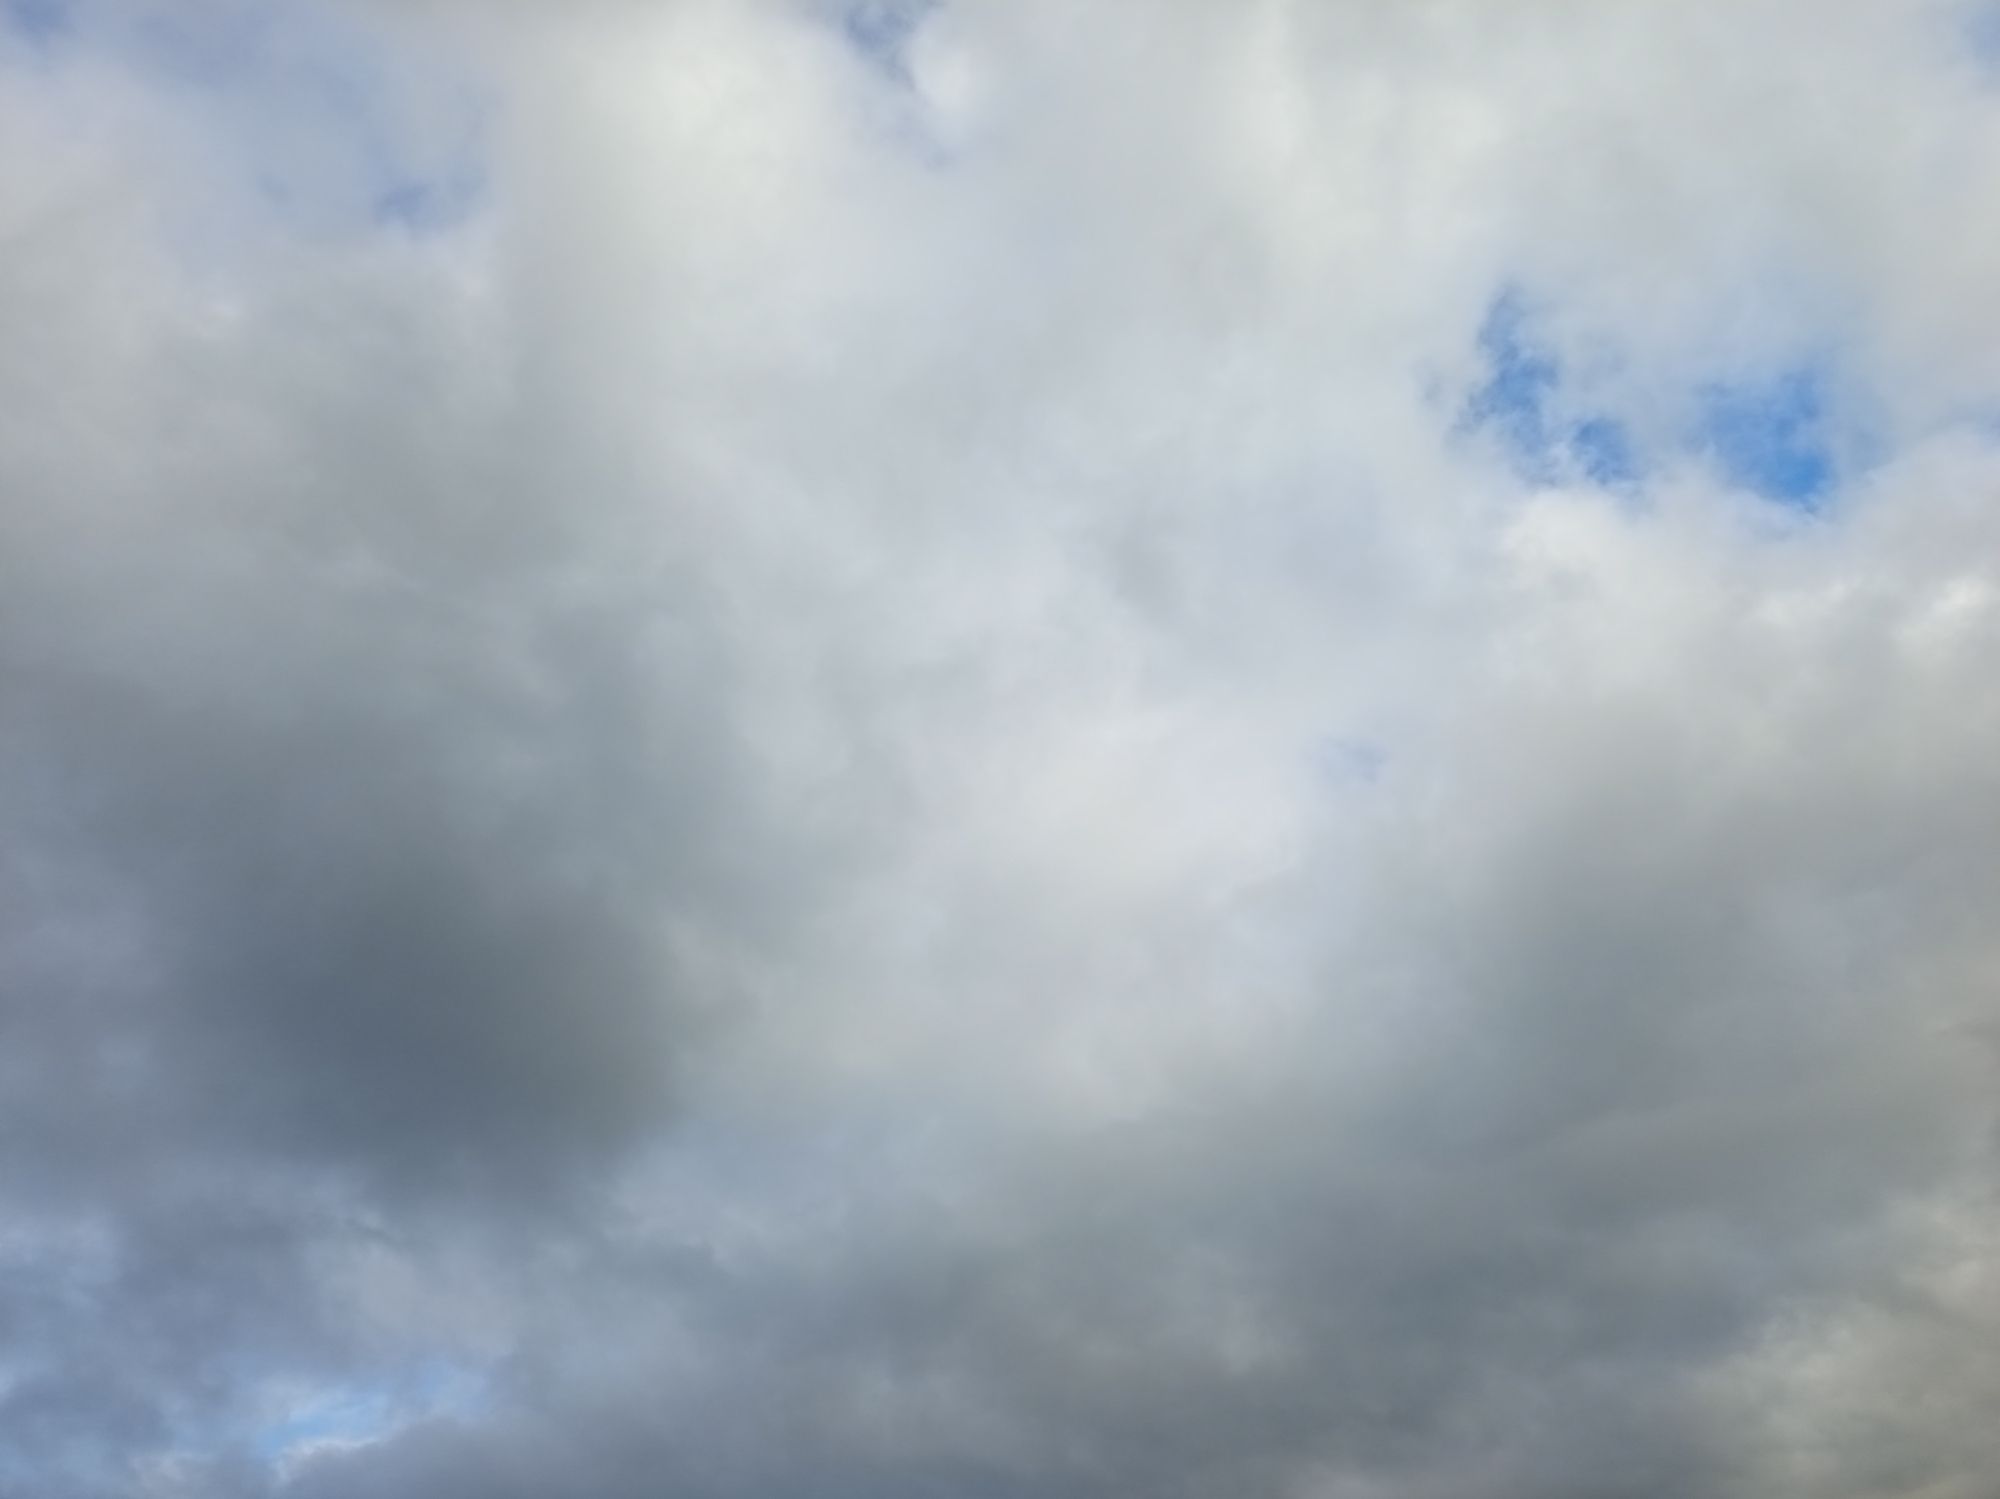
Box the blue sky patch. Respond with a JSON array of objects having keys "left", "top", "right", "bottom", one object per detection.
[
  {"left": 842, "top": 0, "right": 940, "bottom": 85},
  {"left": 164, "top": 5, "right": 483, "bottom": 234},
  {"left": 254, "top": 1360, "right": 487, "bottom": 1469},
  {"left": 255, "top": 1385, "right": 397, "bottom": 1462},
  {"left": 21, "top": 1, "right": 491, "bottom": 240},
  {"left": 1697, "top": 366, "right": 1836, "bottom": 508},
  {"left": 1463, "top": 292, "right": 1640, "bottom": 487},
  {"left": 1965, "top": 2, "right": 2000, "bottom": 73},
  {"left": 1462, "top": 291, "right": 1864, "bottom": 509},
  {"left": 834, "top": 0, "right": 957, "bottom": 167}
]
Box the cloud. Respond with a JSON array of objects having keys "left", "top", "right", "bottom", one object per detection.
[{"left": 4, "top": 2, "right": 2000, "bottom": 1497}]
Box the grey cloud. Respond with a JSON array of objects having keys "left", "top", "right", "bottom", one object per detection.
[
  {"left": 5, "top": 3, "right": 2000, "bottom": 1498},
  {"left": 2, "top": 310, "right": 740, "bottom": 1201}
]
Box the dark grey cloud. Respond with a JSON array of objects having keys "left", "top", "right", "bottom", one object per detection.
[{"left": 1, "top": 329, "right": 725, "bottom": 1198}]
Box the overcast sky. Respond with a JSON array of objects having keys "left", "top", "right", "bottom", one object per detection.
[{"left": 5, "top": 2, "right": 2000, "bottom": 1496}]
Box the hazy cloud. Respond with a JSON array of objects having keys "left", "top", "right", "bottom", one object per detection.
[{"left": 4, "top": 3, "right": 2000, "bottom": 1497}]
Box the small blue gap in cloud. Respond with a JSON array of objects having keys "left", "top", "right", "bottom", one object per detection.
[
  {"left": 1314, "top": 737, "right": 1388, "bottom": 788},
  {"left": 1964, "top": 2, "right": 2000, "bottom": 75},
  {"left": 1463, "top": 291, "right": 1640, "bottom": 488},
  {"left": 305, "top": 29, "right": 489, "bottom": 238},
  {"left": 255, "top": 1386, "right": 396, "bottom": 1462},
  {"left": 253, "top": 1359, "right": 486, "bottom": 1466},
  {"left": 1569, "top": 416, "right": 1638, "bottom": 487},
  {"left": 1468, "top": 291, "right": 1559, "bottom": 460},
  {"left": 842, "top": 0, "right": 939, "bottom": 85},
  {"left": 835, "top": 0, "right": 957, "bottom": 168},
  {"left": 372, "top": 164, "right": 484, "bottom": 234},
  {"left": 124, "top": 0, "right": 488, "bottom": 239},
  {"left": 1697, "top": 366, "right": 1836, "bottom": 509},
  {"left": 3, "top": 0, "right": 70, "bottom": 46}
]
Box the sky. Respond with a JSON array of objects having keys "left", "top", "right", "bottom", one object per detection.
[{"left": 3, "top": 2, "right": 2000, "bottom": 1497}]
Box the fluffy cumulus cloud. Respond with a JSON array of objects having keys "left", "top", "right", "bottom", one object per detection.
[{"left": 5, "top": 1, "right": 2000, "bottom": 1495}]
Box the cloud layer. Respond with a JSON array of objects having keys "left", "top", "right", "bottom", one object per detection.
[{"left": 5, "top": 3, "right": 2000, "bottom": 1496}]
